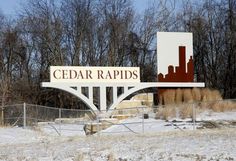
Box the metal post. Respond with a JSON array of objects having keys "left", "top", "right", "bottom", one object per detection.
[
  {"left": 142, "top": 106, "right": 144, "bottom": 134},
  {"left": 59, "top": 108, "right": 62, "bottom": 118},
  {"left": 97, "top": 121, "right": 100, "bottom": 136},
  {"left": 192, "top": 103, "right": 196, "bottom": 130},
  {"left": 1, "top": 107, "right": 4, "bottom": 125},
  {"left": 35, "top": 104, "right": 39, "bottom": 123},
  {"left": 59, "top": 108, "right": 61, "bottom": 135},
  {"left": 23, "top": 103, "right": 26, "bottom": 129}
]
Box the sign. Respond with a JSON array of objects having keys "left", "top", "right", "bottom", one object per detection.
[
  {"left": 157, "top": 32, "right": 194, "bottom": 82},
  {"left": 50, "top": 66, "right": 140, "bottom": 83},
  {"left": 42, "top": 32, "right": 204, "bottom": 113}
]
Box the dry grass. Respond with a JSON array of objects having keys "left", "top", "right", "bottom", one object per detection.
[
  {"left": 211, "top": 100, "right": 236, "bottom": 112},
  {"left": 159, "top": 95, "right": 164, "bottom": 105},
  {"left": 156, "top": 105, "right": 176, "bottom": 120},
  {"left": 156, "top": 99, "right": 236, "bottom": 120},
  {"left": 201, "top": 88, "right": 213, "bottom": 102},
  {"left": 157, "top": 101, "right": 227, "bottom": 120},
  {"left": 163, "top": 89, "right": 175, "bottom": 105},
  {"left": 183, "top": 89, "right": 193, "bottom": 103},
  {"left": 74, "top": 152, "right": 84, "bottom": 161},
  {"left": 211, "top": 102, "right": 225, "bottom": 112},
  {"left": 160, "top": 88, "right": 223, "bottom": 105},
  {"left": 107, "top": 153, "right": 115, "bottom": 161},
  {"left": 198, "top": 101, "right": 210, "bottom": 109},
  {"left": 156, "top": 103, "right": 202, "bottom": 120},
  {"left": 178, "top": 104, "right": 193, "bottom": 119},
  {"left": 192, "top": 88, "right": 201, "bottom": 101},
  {"left": 211, "top": 90, "right": 222, "bottom": 101},
  {"left": 200, "top": 89, "right": 222, "bottom": 109},
  {"left": 157, "top": 88, "right": 236, "bottom": 120},
  {"left": 175, "top": 88, "right": 183, "bottom": 104}
]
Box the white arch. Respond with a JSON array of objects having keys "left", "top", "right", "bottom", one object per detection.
[
  {"left": 42, "top": 82, "right": 205, "bottom": 114},
  {"left": 41, "top": 82, "right": 98, "bottom": 112},
  {"left": 109, "top": 84, "right": 157, "bottom": 110},
  {"left": 109, "top": 82, "right": 205, "bottom": 110}
]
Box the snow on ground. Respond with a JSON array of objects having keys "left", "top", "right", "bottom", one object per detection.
[
  {"left": 0, "top": 128, "right": 235, "bottom": 161},
  {"left": 37, "top": 122, "right": 85, "bottom": 136},
  {"left": 0, "top": 111, "right": 235, "bottom": 161},
  {"left": 100, "top": 111, "right": 236, "bottom": 135},
  {"left": 100, "top": 117, "right": 195, "bottom": 135},
  {"left": 0, "top": 127, "right": 41, "bottom": 146},
  {"left": 197, "top": 111, "right": 236, "bottom": 121}
]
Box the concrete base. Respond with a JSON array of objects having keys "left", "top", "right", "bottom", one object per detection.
[
  {"left": 111, "top": 114, "right": 134, "bottom": 120},
  {"left": 84, "top": 122, "right": 102, "bottom": 135},
  {"left": 99, "top": 118, "right": 119, "bottom": 124},
  {"left": 84, "top": 118, "right": 119, "bottom": 135}
]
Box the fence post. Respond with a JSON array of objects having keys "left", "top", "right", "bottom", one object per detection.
[
  {"left": 59, "top": 108, "right": 61, "bottom": 135},
  {"left": 142, "top": 106, "right": 144, "bottom": 134},
  {"left": 23, "top": 102, "right": 26, "bottom": 128},
  {"left": 1, "top": 106, "right": 4, "bottom": 126},
  {"left": 59, "top": 108, "right": 61, "bottom": 118},
  {"left": 192, "top": 103, "right": 196, "bottom": 130}
]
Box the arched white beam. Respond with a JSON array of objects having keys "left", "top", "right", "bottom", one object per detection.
[
  {"left": 109, "top": 82, "right": 205, "bottom": 110},
  {"left": 41, "top": 82, "right": 98, "bottom": 112},
  {"left": 41, "top": 82, "right": 204, "bottom": 113}
]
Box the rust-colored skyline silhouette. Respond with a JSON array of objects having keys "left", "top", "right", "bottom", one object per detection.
[{"left": 158, "top": 46, "right": 194, "bottom": 82}]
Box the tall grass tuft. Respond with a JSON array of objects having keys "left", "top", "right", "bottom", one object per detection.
[
  {"left": 156, "top": 105, "right": 176, "bottom": 120},
  {"left": 159, "top": 94, "right": 164, "bottom": 105},
  {"left": 107, "top": 153, "right": 115, "bottom": 161},
  {"left": 178, "top": 104, "right": 193, "bottom": 119},
  {"left": 175, "top": 88, "right": 183, "bottom": 104},
  {"left": 74, "top": 152, "right": 84, "bottom": 161},
  {"left": 163, "top": 89, "right": 175, "bottom": 105},
  {"left": 192, "top": 88, "right": 201, "bottom": 102},
  {"left": 211, "top": 100, "right": 236, "bottom": 112},
  {"left": 160, "top": 88, "right": 223, "bottom": 105},
  {"left": 156, "top": 88, "right": 236, "bottom": 120},
  {"left": 183, "top": 89, "right": 193, "bottom": 103},
  {"left": 211, "top": 90, "right": 222, "bottom": 101},
  {"left": 201, "top": 88, "right": 213, "bottom": 102}
]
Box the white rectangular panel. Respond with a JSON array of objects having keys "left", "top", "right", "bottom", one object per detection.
[{"left": 50, "top": 66, "right": 140, "bottom": 83}]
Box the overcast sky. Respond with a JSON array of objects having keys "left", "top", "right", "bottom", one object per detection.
[{"left": 0, "top": 0, "right": 151, "bottom": 17}]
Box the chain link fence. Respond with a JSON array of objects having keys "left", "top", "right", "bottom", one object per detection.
[
  {"left": 0, "top": 103, "right": 95, "bottom": 126},
  {"left": 0, "top": 99, "right": 236, "bottom": 136}
]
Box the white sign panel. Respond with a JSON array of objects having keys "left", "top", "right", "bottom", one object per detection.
[
  {"left": 50, "top": 66, "right": 140, "bottom": 83},
  {"left": 157, "top": 32, "right": 193, "bottom": 75}
]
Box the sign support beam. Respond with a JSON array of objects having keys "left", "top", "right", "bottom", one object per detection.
[{"left": 41, "top": 82, "right": 205, "bottom": 114}]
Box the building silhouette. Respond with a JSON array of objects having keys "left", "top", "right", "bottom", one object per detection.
[{"left": 158, "top": 46, "right": 194, "bottom": 82}]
